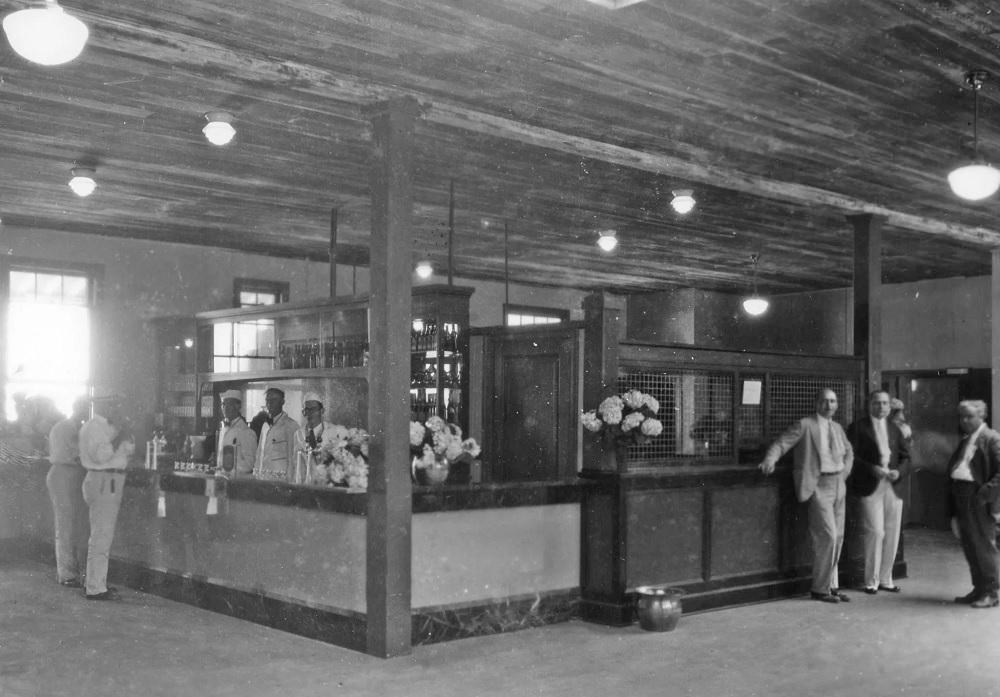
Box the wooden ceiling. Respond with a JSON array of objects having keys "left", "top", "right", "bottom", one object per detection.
[{"left": 2, "top": 0, "right": 1000, "bottom": 295}]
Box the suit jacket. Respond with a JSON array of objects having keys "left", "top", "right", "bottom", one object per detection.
[
  {"left": 947, "top": 426, "right": 1000, "bottom": 514},
  {"left": 763, "top": 415, "right": 854, "bottom": 503},
  {"left": 846, "top": 417, "right": 911, "bottom": 497}
]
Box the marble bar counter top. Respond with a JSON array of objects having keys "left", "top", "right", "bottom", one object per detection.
[{"left": 129, "top": 468, "right": 592, "bottom": 516}]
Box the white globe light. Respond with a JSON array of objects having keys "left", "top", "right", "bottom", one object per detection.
[
  {"left": 415, "top": 261, "right": 433, "bottom": 279},
  {"left": 670, "top": 189, "right": 696, "bottom": 215},
  {"left": 742, "top": 296, "right": 769, "bottom": 316},
  {"left": 68, "top": 168, "right": 96, "bottom": 197},
  {"left": 3, "top": 3, "right": 88, "bottom": 66},
  {"left": 596, "top": 230, "right": 617, "bottom": 252},
  {"left": 203, "top": 118, "right": 236, "bottom": 146},
  {"left": 947, "top": 163, "right": 1000, "bottom": 201}
]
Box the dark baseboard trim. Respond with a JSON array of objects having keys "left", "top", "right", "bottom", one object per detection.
[
  {"left": 411, "top": 589, "right": 579, "bottom": 645},
  {"left": 110, "top": 558, "right": 368, "bottom": 653}
]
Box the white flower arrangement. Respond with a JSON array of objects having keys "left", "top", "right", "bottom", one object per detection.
[
  {"left": 581, "top": 389, "right": 663, "bottom": 446},
  {"left": 310, "top": 426, "right": 370, "bottom": 489},
  {"left": 410, "top": 416, "right": 481, "bottom": 470}
]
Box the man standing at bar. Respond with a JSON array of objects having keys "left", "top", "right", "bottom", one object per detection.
[
  {"left": 45, "top": 395, "right": 91, "bottom": 588},
  {"left": 216, "top": 390, "right": 257, "bottom": 477},
  {"left": 847, "top": 390, "right": 911, "bottom": 594},
  {"left": 254, "top": 386, "right": 298, "bottom": 480},
  {"left": 759, "top": 388, "right": 854, "bottom": 603},
  {"left": 79, "top": 389, "right": 134, "bottom": 600},
  {"left": 949, "top": 399, "right": 1000, "bottom": 608}
]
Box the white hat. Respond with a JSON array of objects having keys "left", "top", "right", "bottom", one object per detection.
[
  {"left": 303, "top": 391, "right": 323, "bottom": 407},
  {"left": 220, "top": 390, "right": 242, "bottom": 402}
]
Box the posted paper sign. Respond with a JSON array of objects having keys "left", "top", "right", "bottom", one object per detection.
[{"left": 742, "top": 380, "right": 762, "bottom": 406}]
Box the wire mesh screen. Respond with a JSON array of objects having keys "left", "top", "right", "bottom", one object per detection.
[
  {"left": 617, "top": 369, "right": 734, "bottom": 461},
  {"left": 766, "top": 375, "right": 859, "bottom": 438},
  {"left": 615, "top": 366, "right": 860, "bottom": 467}
]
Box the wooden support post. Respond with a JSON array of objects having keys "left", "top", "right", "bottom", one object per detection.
[
  {"left": 849, "top": 213, "right": 883, "bottom": 394},
  {"left": 991, "top": 250, "right": 1000, "bottom": 417},
  {"left": 329, "top": 208, "right": 338, "bottom": 298},
  {"left": 581, "top": 291, "right": 625, "bottom": 475},
  {"left": 364, "top": 96, "right": 418, "bottom": 658}
]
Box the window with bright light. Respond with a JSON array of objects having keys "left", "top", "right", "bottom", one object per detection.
[
  {"left": 504, "top": 304, "right": 569, "bottom": 327},
  {"left": 6, "top": 269, "right": 92, "bottom": 418},
  {"left": 234, "top": 278, "right": 288, "bottom": 308}
]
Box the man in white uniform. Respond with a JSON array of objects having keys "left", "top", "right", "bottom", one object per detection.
[
  {"left": 215, "top": 390, "right": 257, "bottom": 477},
  {"left": 254, "top": 386, "right": 298, "bottom": 480},
  {"left": 79, "top": 389, "right": 134, "bottom": 600}
]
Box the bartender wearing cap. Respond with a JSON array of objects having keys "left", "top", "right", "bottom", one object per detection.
[
  {"left": 254, "top": 386, "right": 298, "bottom": 480},
  {"left": 79, "top": 388, "right": 134, "bottom": 600},
  {"left": 216, "top": 390, "right": 257, "bottom": 477},
  {"left": 294, "top": 391, "right": 337, "bottom": 453}
]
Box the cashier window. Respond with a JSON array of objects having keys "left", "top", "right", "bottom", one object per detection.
[{"left": 5, "top": 267, "right": 93, "bottom": 419}]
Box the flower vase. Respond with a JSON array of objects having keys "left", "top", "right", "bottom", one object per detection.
[
  {"left": 412, "top": 456, "right": 450, "bottom": 486},
  {"left": 601, "top": 438, "right": 629, "bottom": 472}
]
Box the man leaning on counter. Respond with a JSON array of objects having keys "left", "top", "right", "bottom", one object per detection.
[{"left": 253, "top": 386, "right": 298, "bottom": 480}]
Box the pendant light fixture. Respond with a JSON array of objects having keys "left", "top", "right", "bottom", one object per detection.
[
  {"left": 670, "top": 189, "right": 696, "bottom": 215},
  {"left": 415, "top": 260, "right": 433, "bottom": 279},
  {"left": 596, "top": 229, "right": 617, "bottom": 252},
  {"left": 741, "top": 253, "right": 769, "bottom": 317},
  {"left": 202, "top": 111, "right": 236, "bottom": 146},
  {"left": 68, "top": 166, "right": 96, "bottom": 197},
  {"left": 948, "top": 70, "right": 1000, "bottom": 201},
  {"left": 2, "top": 0, "right": 88, "bottom": 66}
]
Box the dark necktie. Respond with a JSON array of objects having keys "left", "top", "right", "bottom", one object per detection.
[{"left": 307, "top": 429, "right": 317, "bottom": 449}]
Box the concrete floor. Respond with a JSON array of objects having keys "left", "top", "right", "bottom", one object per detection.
[{"left": 1, "top": 527, "right": 999, "bottom": 697}]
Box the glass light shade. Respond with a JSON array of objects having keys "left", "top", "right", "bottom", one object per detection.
[
  {"left": 742, "top": 296, "right": 769, "bottom": 316},
  {"left": 670, "top": 189, "right": 696, "bottom": 214},
  {"left": 202, "top": 112, "right": 236, "bottom": 146},
  {"left": 947, "top": 162, "right": 1000, "bottom": 201},
  {"left": 415, "top": 261, "right": 433, "bottom": 279},
  {"left": 68, "top": 168, "right": 95, "bottom": 197},
  {"left": 3, "top": 3, "right": 88, "bottom": 66},
  {"left": 597, "top": 231, "right": 617, "bottom": 252}
]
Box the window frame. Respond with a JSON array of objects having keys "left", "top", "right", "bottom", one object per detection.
[
  {"left": 0, "top": 256, "right": 103, "bottom": 421},
  {"left": 233, "top": 278, "right": 289, "bottom": 308},
  {"left": 503, "top": 303, "right": 570, "bottom": 327}
]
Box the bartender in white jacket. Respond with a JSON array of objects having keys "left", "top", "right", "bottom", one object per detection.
[
  {"left": 79, "top": 388, "right": 134, "bottom": 600},
  {"left": 216, "top": 390, "right": 257, "bottom": 477}
]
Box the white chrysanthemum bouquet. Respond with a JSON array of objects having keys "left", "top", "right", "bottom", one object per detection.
[{"left": 581, "top": 389, "right": 663, "bottom": 446}]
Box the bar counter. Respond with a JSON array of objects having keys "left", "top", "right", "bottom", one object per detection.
[{"left": 1, "top": 458, "right": 896, "bottom": 649}]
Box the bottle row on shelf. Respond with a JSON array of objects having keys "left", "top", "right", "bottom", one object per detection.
[
  {"left": 278, "top": 337, "right": 369, "bottom": 370},
  {"left": 410, "top": 362, "right": 462, "bottom": 387},
  {"left": 410, "top": 319, "right": 461, "bottom": 353}
]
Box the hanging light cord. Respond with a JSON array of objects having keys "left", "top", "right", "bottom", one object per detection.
[{"left": 750, "top": 253, "right": 760, "bottom": 296}]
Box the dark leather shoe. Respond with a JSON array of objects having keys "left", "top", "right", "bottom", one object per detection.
[
  {"left": 955, "top": 590, "right": 979, "bottom": 604},
  {"left": 59, "top": 578, "right": 83, "bottom": 588},
  {"left": 810, "top": 591, "right": 839, "bottom": 603},
  {"left": 878, "top": 585, "right": 901, "bottom": 593},
  {"left": 830, "top": 590, "right": 851, "bottom": 602},
  {"left": 970, "top": 594, "right": 999, "bottom": 609},
  {"left": 863, "top": 587, "right": 878, "bottom": 595},
  {"left": 85, "top": 588, "right": 120, "bottom": 601}
]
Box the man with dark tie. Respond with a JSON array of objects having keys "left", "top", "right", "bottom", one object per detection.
[
  {"left": 759, "top": 388, "right": 854, "bottom": 603},
  {"left": 948, "top": 399, "right": 1000, "bottom": 608},
  {"left": 253, "top": 387, "right": 298, "bottom": 480},
  {"left": 294, "top": 392, "right": 336, "bottom": 453},
  {"left": 847, "top": 390, "right": 911, "bottom": 594}
]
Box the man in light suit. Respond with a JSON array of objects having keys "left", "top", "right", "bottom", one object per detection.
[
  {"left": 847, "top": 390, "right": 911, "bottom": 594},
  {"left": 759, "top": 388, "right": 854, "bottom": 603},
  {"left": 949, "top": 399, "right": 1000, "bottom": 608}
]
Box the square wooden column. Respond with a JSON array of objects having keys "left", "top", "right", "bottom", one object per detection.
[
  {"left": 991, "top": 250, "right": 1000, "bottom": 415},
  {"left": 849, "top": 213, "right": 883, "bottom": 393},
  {"left": 365, "top": 96, "right": 419, "bottom": 658}
]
